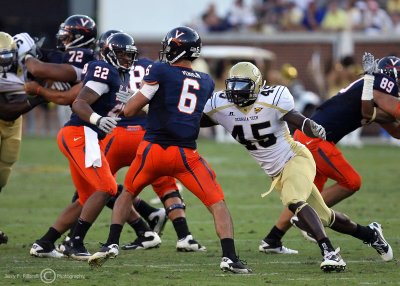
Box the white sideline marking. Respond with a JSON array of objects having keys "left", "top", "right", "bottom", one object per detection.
[{"left": 0, "top": 259, "right": 388, "bottom": 270}]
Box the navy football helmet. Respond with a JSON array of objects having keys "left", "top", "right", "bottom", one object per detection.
[
  {"left": 56, "top": 14, "right": 97, "bottom": 51},
  {"left": 159, "top": 26, "right": 201, "bottom": 64},
  {"left": 96, "top": 30, "right": 121, "bottom": 52},
  {"left": 95, "top": 29, "right": 121, "bottom": 59},
  {"left": 102, "top": 32, "right": 137, "bottom": 72},
  {"left": 377, "top": 56, "right": 400, "bottom": 84}
]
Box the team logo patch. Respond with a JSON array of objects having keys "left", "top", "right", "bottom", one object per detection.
[{"left": 254, "top": 107, "right": 263, "bottom": 114}]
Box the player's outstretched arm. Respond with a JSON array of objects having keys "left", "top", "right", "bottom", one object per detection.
[
  {"left": 283, "top": 109, "right": 326, "bottom": 139},
  {"left": 25, "top": 57, "right": 77, "bottom": 83},
  {"left": 0, "top": 93, "right": 45, "bottom": 121},
  {"left": 124, "top": 90, "right": 149, "bottom": 117},
  {"left": 200, "top": 113, "right": 218, "bottom": 127},
  {"left": 25, "top": 81, "right": 82, "bottom": 105},
  {"left": 373, "top": 90, "right": 400, "bottom": 120}
]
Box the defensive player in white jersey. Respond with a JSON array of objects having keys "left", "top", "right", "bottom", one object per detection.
[
  {"left": 0, "top": 32, "right": 46, "bottom": 244},
  {"left": 201, "top": 62, "right": 393, "bottom": 272}
]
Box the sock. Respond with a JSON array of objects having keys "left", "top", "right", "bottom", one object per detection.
[
  {"left": 221, "top": 238, "right": 237, "bottom": 261},
  {"left": 128, "top": 218, "right": 151, "bottom": 236},
  {"left": 134, "top": 198, "right": 158, "bottom": 219},
  {"left": 351, "top": 224, "right": 375, "bottom": 243},
  {"left": 70, "top": 218, "right": 92, "bottom": 246},
  {"left": 38, "top": 227, "right": 61, "bottom": 244},
  {"left": 318, "top": 237, "right": 334, "bottom": 255},
  {"left": 264, "top": 226, "right": 285, "bottom": 245},
  {"left": 172, "top": 217, "right": 190, "bottom": 240},
  {"left": 66, "top": 221, "right": 78, "bottom": 239},
  {"left": 105, "top": 224, "right": 123, "bottom": 246}
]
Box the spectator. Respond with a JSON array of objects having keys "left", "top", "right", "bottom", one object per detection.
[
  {"left": 280, "top": 0, "right": 305, "bottom": 31},
  {"left": 321, "top": 0, "right": 347, "bottom": 32},
  {"left": 226, "top": 0, "right": 258, "bottom": 31},
  {"left": 345, "top": 0, "right": 367, "bottom": 31},
  {"left": 302, "top": 0, "right": 327, "bottom": 31},
  {"left": 363, "top": 0, "right": 393, "bottom": 34},
  {"left": 202, "top": 3, "right": 232, "bottom": 32}
]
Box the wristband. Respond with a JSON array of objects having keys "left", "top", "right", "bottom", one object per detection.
[
  {"left": 24, "top": 54, "right": 34, "bottom": 62},
  {"left": 301, "top": 118, "right": 309, "bottom": 133},
  {"left": 361, "top": 74, "right": 374, "bottom": 100},
  {"left": 89, "top": 112, "right": 102, "bottom": 125}
]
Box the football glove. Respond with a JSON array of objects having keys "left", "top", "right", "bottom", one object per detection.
[
  {"left": 96, "top": 116, "right": 120, "bottom": 134},
  {"left": 310, "top": 119, "right": 326, "bottom": 140},
  {"left": 362, "top": 52, "right": 378, "bottom": 75},
  {"left": 116, "top": 89, "right": 135, "bottom": 104},
  {"left": 51, "top": 81, "right": 71, "bottom": 91}
]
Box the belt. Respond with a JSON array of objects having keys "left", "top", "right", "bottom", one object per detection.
[{"left": 125, "top": 125, "right": 144, "bottom": 132}]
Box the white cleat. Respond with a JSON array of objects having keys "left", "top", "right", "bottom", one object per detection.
[
  {"left": 88, "top": 244, "right": 119, "bottom": 268},
  {"left": 122, "top": 231, "right": 161, "bottom": 250},
  {"left": 30, "top": 242, "right": 64, "bottom": 258},
  {"left": 220, "top": 257, "right": 252, "bottom": 274},
  {"left": 258, "top": 240, "right": 298, "bottom": 254},
  {"left": 176, "top": 234, "right": 206, "bottom": 252},
  {"left": 367, "top": 222, "right": 393, "bottom": 262},
  {"left": 320, "top": 247, "right": 346, "bottom": 272}
]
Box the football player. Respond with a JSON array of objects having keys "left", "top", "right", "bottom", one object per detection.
[
  {"left": 200, "top": 61, "right": 393, "bottom": 272},
  {"left": 0, "top": 32, "right": 46, "bottom": 244},
  {"left": 361, "top": 55, "right": 400, "bottom": 132},
  {"left": 293, "top": 55, "right": 399, "bottom": 208},
  {"left": 88, "top": 26, "right": 252, "bottom": 274},
  {"left": 30, "top": 32, "right": 162, "bottom": 260},
  {"left": 28, "top": 29, "right": 205, "bottom": 253}
]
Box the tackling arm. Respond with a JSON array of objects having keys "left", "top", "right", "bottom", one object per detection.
[
  {"left": 373, "top": 90, "right": 400, "bottom": 120},
  {"left": 124, "top": 91, "right": 150, "bottom": 117},
  {"left": 200, "top": 113, "right": 218, "bottom": 127},
  {"left": 71, "top": 86, "right": 100, "bottom": 122},
  {"left": 282, "top": 109, "right": 326, "bottom": 139},
  {"left": 25, "top": 57, "right": 77, "bottom": 82},
  {"left": 0, "top": 93, "right": 45, "bottom": 121},
  {"left": 25, "top": 81, "right": 82, "bottom": 105}
]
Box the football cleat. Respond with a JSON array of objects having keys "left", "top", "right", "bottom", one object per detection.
[
  {"left": 30, "top": 242, "right": 64, "bottom": 258},
  {"left": 176, "top": 234, "right": 206, "bottom": 252},
  {"left": 0, "top": 231, "right": 8, "bottom": 244},
  {"left": 258, "top": 240, "right": 298, "bottom": 254},
  {"left": 367, "top": 222, "right": 393, "bottom": 262},
  {"left": 220, "top": 257, "right": 252, "bottom": 274},
  {"left": 122, "top": 231, "right": 161, "bottom": 250},
  {"left": 320, "top": 247, "right": 346, "bottom": 272},
  {"left": 63, "top": 241, "right": 91, "bottom": 261},
  {"left": 55, "top": 235, "right": 70, "bottom": 252},
  {"left": 290, "top": 216, "right": 317, "bottom": 243},
  {"left": 88, "top": 244, "right": 119, "bottom": 268},
  {"left": 147, "top": 208, "right": 167, "bottom": 235}
]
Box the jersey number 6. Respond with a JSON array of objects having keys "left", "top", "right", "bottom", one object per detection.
[{"left": 178, "top": 78, "right": 199, "bottom": 114}]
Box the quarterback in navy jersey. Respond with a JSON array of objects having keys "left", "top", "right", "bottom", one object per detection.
[
  {"left": 89, "top": 26, "right": 252, "bottom": 274},
  {"left": 293, "top": 56, "right": 400, "bottom": 208}
]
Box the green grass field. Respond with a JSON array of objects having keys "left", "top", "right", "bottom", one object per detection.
[{"left": 0, "top": 136, "right": 399, "bottom": 285}]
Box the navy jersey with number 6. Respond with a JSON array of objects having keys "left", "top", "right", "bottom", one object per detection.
[
  {"left": 66, "top": 60, "right": 130, "bottom": 137},
  {"left": 143, "top": 62, "right": 215, "bottom": 149},
  {"left": 311, "top": 73, "right": 398, "bottom": 143}
]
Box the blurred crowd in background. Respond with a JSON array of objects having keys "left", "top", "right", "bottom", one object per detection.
[
  {"left": 190, "top": 0, "right": 400, "bottom": 35},
  {"left": 22, "top": 0, "right": 400, "bottom": 146}
]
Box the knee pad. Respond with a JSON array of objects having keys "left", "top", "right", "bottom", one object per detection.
[
  {"left": 165, "top": 203, "right": 186, "bottom": 215},
  {"left": 161, "top": 190, "right": 183, "bottom": 204},
  {"left": 288, "top": 201, "right": 308, "bottom": 215},
  {"left": 343, "top": 173, "right": 362, "bottom": 192}
]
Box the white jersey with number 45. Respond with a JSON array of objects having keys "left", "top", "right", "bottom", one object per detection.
[{"left": 203, "top": 85, "right": 304, "bottom": 177}]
